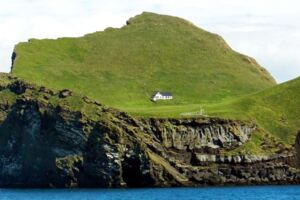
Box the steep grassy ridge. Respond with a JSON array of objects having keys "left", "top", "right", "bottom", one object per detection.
[
  {"left": 209, "top": 76, "right": 300, "bottom": 145},
  {"left": 12, "top": 12, "right": 275, "bottom": 113}
]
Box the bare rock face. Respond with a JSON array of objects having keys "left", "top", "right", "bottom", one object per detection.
[
  {"left": 58, "top": 89, "right": 73, "bottom": 98},
  {"left": 140, "top": 118, "right": 254, "bottom": 152},
  {"left": 0, "top": 74, "right": 299, "bottom": 188}
]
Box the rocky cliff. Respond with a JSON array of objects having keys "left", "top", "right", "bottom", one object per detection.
[{"left": 0, "top": 73, "right": 299, "bottom": 187}]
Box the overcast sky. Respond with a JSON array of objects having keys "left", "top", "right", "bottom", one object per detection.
[{"left": 0, "top": 0, "right": 300, "bottom": 83}]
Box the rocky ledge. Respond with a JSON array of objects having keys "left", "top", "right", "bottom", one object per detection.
[{"left": 0, "top": 73, "right": 299, "bottom": 187}]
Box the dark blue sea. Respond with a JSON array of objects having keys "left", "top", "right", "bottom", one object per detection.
[{"left": 1, "top": 186, "right": 300, "bottom": 200}]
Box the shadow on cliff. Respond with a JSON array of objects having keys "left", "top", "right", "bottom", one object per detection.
[{"left": 0, "top": 97, "right": 155, "bottom": 188}]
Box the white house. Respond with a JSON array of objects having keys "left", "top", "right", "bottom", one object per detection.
[{"left": 151, "top": 91, "right": 173, "bottom": 101}]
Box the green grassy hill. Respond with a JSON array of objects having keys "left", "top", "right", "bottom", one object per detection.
[
  {"left": 209, "top": 76, "right": 300, "bottom": 145},
  {"left": 12, "top": 12, "right": 275, "bottom": 114}
]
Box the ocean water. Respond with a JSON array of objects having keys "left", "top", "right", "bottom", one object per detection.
[{"left": 0, "top": 186, "right": 300, "bottom": 200}]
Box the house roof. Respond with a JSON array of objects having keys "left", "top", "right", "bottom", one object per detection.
[{"left": 152, "top": 91, "right": 172, "bottom": 97}]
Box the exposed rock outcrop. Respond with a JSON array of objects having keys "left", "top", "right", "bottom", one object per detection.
[
  {"left": 140, "top": 118, "right": 255, "bottom": 152},
  {"left": 11, "top": 52, "right": 16, "bottom": 71},
  {"left": 0, "top": 74, "right": 299, "bottom": 188}
]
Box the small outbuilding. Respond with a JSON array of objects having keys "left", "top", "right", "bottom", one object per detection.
[{"left": 151, "top": 91, "right": 173, "bottom": 101}]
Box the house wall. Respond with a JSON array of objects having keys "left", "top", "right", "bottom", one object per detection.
[{"left": 152, "top": 94, "right": 173, "bottom": 101}]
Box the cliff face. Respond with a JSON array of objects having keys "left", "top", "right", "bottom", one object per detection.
[
  {"left": 140, "top": 118, "right": 254, "bottom": 151},
  {"left": 0, "top": 74, "right": 299, "bottom": 187}
]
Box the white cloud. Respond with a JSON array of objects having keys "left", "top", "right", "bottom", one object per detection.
[{"left": 0, "top": 0, "right": 300, "bottom": 83}]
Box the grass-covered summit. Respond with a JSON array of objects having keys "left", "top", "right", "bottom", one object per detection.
[{"left": 12, "top": 12, "right": 275, "bottom": 114}]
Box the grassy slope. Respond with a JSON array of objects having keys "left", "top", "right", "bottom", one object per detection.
[
  {"left": 210, "top": 76, "right": 300, "bottom": 145},
  {"left": 12, "top": 12, "right": 275, "bottom": 114}
]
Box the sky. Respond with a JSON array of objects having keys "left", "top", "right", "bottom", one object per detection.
[{"left": 0, "top": 0, "right": 300, "bottom": 83}]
